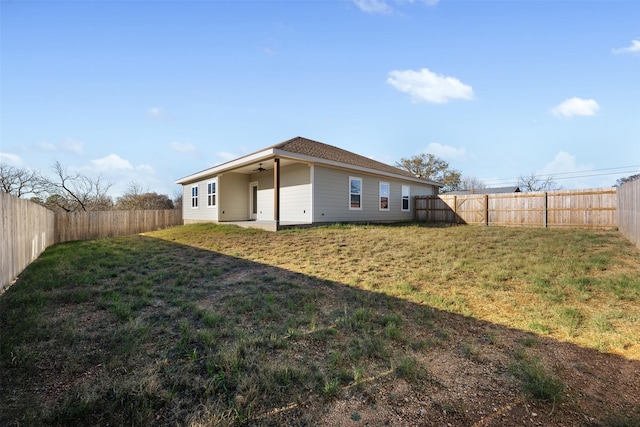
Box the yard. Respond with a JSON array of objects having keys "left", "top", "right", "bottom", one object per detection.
[{"left": 1, "top": 223, "right": 639, "bottom": 426}]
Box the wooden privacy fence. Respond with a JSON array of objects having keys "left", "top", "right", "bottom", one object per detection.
[
  {"left": 415, "top": 188, "right": 618, "bottom": 229},
  {"left": 1, "top": 191, "right": 184, "bottom": 291},
  {"left": 617, "top": 179, "right": 640, "bottom": 247},
  {"left": 55, "top": 209, "right": 183, "bottom": 243},
  {"left": 1, "top": 192, "right": 56, "bottom": 293}
]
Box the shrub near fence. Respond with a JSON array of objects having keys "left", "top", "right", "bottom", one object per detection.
[
  {"left": 416, "top": 188, "right": 618, "bottom": 229},
  {"left": 617, "top": 179, "right": 640, "bottom": 248},
  {"left": 55, "top": 209, "right": 183, "bottom": 243},
  {"left": 1, "top": 192, "right": 55, "bottom": 293}
]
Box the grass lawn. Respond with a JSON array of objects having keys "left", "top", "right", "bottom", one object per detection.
[{"left": 1, "top": 223, "right": 639, "bottom": 426}]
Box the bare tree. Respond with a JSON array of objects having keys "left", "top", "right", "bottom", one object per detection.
[
  {"left": 173, "top": 190, "right": 183, "bottom": 210},
  {"left": 0, "top": 163, "right": 45, "bottom": 198},
  {"left": 396, "top": 153, "right": 462, "bottom": 192},
  {"left": 117, "top": 193, "right": 174, "bottom": 210},
  {"left": 115, "top": 182, "right": 174, "bottom": 210},
  {"left": 124, "top": 180, "right": 149, "bottom": 197},
  {"left": 38, "top": 161, "right": 113, "bottom": 212},
  {"left": 461, "top": 176, "right": 486, "bottom": 193},
  {"left": 518, "top": 173, "right": 560, "bottom": 192}
]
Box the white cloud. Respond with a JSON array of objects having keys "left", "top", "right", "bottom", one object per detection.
[
  {"left": 550, "top": 97, "right": 600, "bottom": 118},
  {"left": 263, "top": 47, "right": 277, "bottom": 57},
  {"left": 37, "top": 138, "right": 84, "bottom": 154},
  {"left": 612, "top": 39, "right": 640, "bottom": 54},
  {"left": 215, "top": 151, "right": 238, "bottom": 162},
  {"left": 90, "top": 154, "right": 134, "bottom": 171},
  {"left": 353, "top": 0, "right": 438, "bottom": 14},
  {"left": 402, "top": 0, "right": 439, "bottom": 5},
  {"left": 147, "top": 107, "right": 167, "bottom": 119},
  {"left": 38, "top": 142, "right": 57, "bottom": 151},
  {"left": 424, "top": 142, "right": 467, "bottom": 161},
  {"left": 538, "top": 152, "right": 580, "bottom": 175},
  {"left": 354, "top": 0, "right": 393, "bottom": 13},
  {"left": 387, "top": 68, "right": 474, "bottom": 104},
  {"left": 537, "top": 151, "right": 594, "bottom": 189},
  {"left": 60, "top": 139, "right": 85, "bottom": 154},
  {"left": 136, "top": 164, "right": 155, "bottom": 174},
  {"left": 0, "top": 152, "right": 23, "bottom": 166},
  {"left": 169, "top": 142, "right": 197, "bottom": 155},
  {"left": 212, "top": 147, "right": 251, "bottom": 165}
]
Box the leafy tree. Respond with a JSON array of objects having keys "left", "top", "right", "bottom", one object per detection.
[
  {"left": 615, "top": 173, "right": 640, "bottom": 186},
  {"left": 395, "top": 153, "right": 462, "bottom": 192},
  {"left": 518, "top": 173, "right": 560, "bottom": 192},
  {"left": 0, "top": 163, "right": 45, "bottom": 198}
]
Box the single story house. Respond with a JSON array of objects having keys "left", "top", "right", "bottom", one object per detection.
[{"left": 175, "top": 137, "right": 442, "bottom": 230}]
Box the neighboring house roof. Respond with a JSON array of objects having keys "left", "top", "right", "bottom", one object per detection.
[
  {"left": 176, "top": 136, "right": 443, "bottom": 187},
  {"left": 445, "top": 186, "right": 521, "bottom": 195}
]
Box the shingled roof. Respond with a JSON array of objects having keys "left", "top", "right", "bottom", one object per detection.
[
  {"left": 271, "top": 136, "right": 424, "bottom": 181},
  {"left": 177, "top": 136, "right": 442, "bottom": 186}
]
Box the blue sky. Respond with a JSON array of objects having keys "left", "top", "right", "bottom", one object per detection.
[{"left": 1, "top": 0, "right": 639, "bottom": 197}]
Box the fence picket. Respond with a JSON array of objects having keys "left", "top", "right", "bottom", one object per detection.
[
  {"left": 617, "top": 179, "right": 640, "bottom": 247},
  {"left": 2, "top": 192, "right": 183, "bottom": 291},
  {"left": 416, "top": 188, "right": 618, "bottom": 229}
]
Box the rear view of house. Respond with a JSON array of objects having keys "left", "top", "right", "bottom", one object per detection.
[{"left": 175, "top": 137, "right": 442, "bottom": 229}]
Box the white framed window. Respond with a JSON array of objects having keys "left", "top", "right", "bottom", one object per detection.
[
  {"left": 191, "top": 185, "right": 199, "bottom": 208},
  {"left": 349, "top": 176, "right": 362, "bottom": 210},
  {"left": 401, "top": 185, "right": 410, "bottom": 211},
  {"left": 207, "top": 180, "right": 217, "bottom": 207},
  {"left": 379, "top": 182, "right": 389, "bottom": 211}
]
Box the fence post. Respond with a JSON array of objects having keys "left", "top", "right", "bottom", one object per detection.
[
  {"left": 543, "top": 192, "right": 548, "bottom": 228},
  {"left": 453, "top": 195, "right": 457, "bottom": 224},
  {"left": 484, "top": 194, "right": 489, "bottom": 226}
]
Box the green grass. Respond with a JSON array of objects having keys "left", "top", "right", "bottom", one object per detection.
[
  {"left": 1, "top": 223, "right": 639, "bottom": 426},
  {"left": 510, "top": 350, "right": 565, "bottom": 403}
]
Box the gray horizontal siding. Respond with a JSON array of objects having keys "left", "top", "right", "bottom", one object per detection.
[
  {"left": 181, "top": 163, "right": 436, "bottom": 225},
  {"left": 313, "top": 166, "right": 435, "bottom": 223},
  {"left": 252, "top": 171, "right": 274, "bottom": 221},
  {"left": 182, "top": 182, "right": 217, "bottom": 222},
  {"left": 280, "top": 163, "right": 311, "bottom": 223},
  {"left": 219, "top": 173, "right": 249, "bottom": 221}
]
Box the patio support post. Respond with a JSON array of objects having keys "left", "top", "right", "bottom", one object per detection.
[{"left": 274, "top": 158, "right": 280, "bottom": 226}]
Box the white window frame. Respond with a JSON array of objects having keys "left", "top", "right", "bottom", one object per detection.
[
  {"left": 207, "top": 179, "right": 217, "bottom": 207},
  {"left": 349, "top": 176, "right": 362, "bottom": 210},
  {"left": 379, "top": 181, "right": 390, "bottom": 211},
  {"left": 401, "top": 185, "right": 410, "bottom": 212},
  {"left": 191, "top": 185, "right": 199, "bottom": 208}
]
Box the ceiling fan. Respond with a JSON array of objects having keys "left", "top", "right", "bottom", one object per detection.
[{"left": 253, "top": 163, "right": 267, "bottom": 172}]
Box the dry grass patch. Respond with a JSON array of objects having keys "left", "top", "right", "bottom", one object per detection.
[{"left": 156, "top": 223, "right": 640, "bottom": 358}]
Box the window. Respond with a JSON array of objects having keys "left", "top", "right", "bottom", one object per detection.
[
  {"left": 379, "top": 182, "right": 389, "bottom": 211},
  {"left": 191, "top": 185, "right": 198, "bottom": 208},
  {"left": 402, "top": 185, "right": 410, "bottom": 211},
  {"left": 349, "top": 177, "right": 362, "bottom": 210},
  {"left": 207, "top": 180, "right": 216, "bottom": 207}
]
